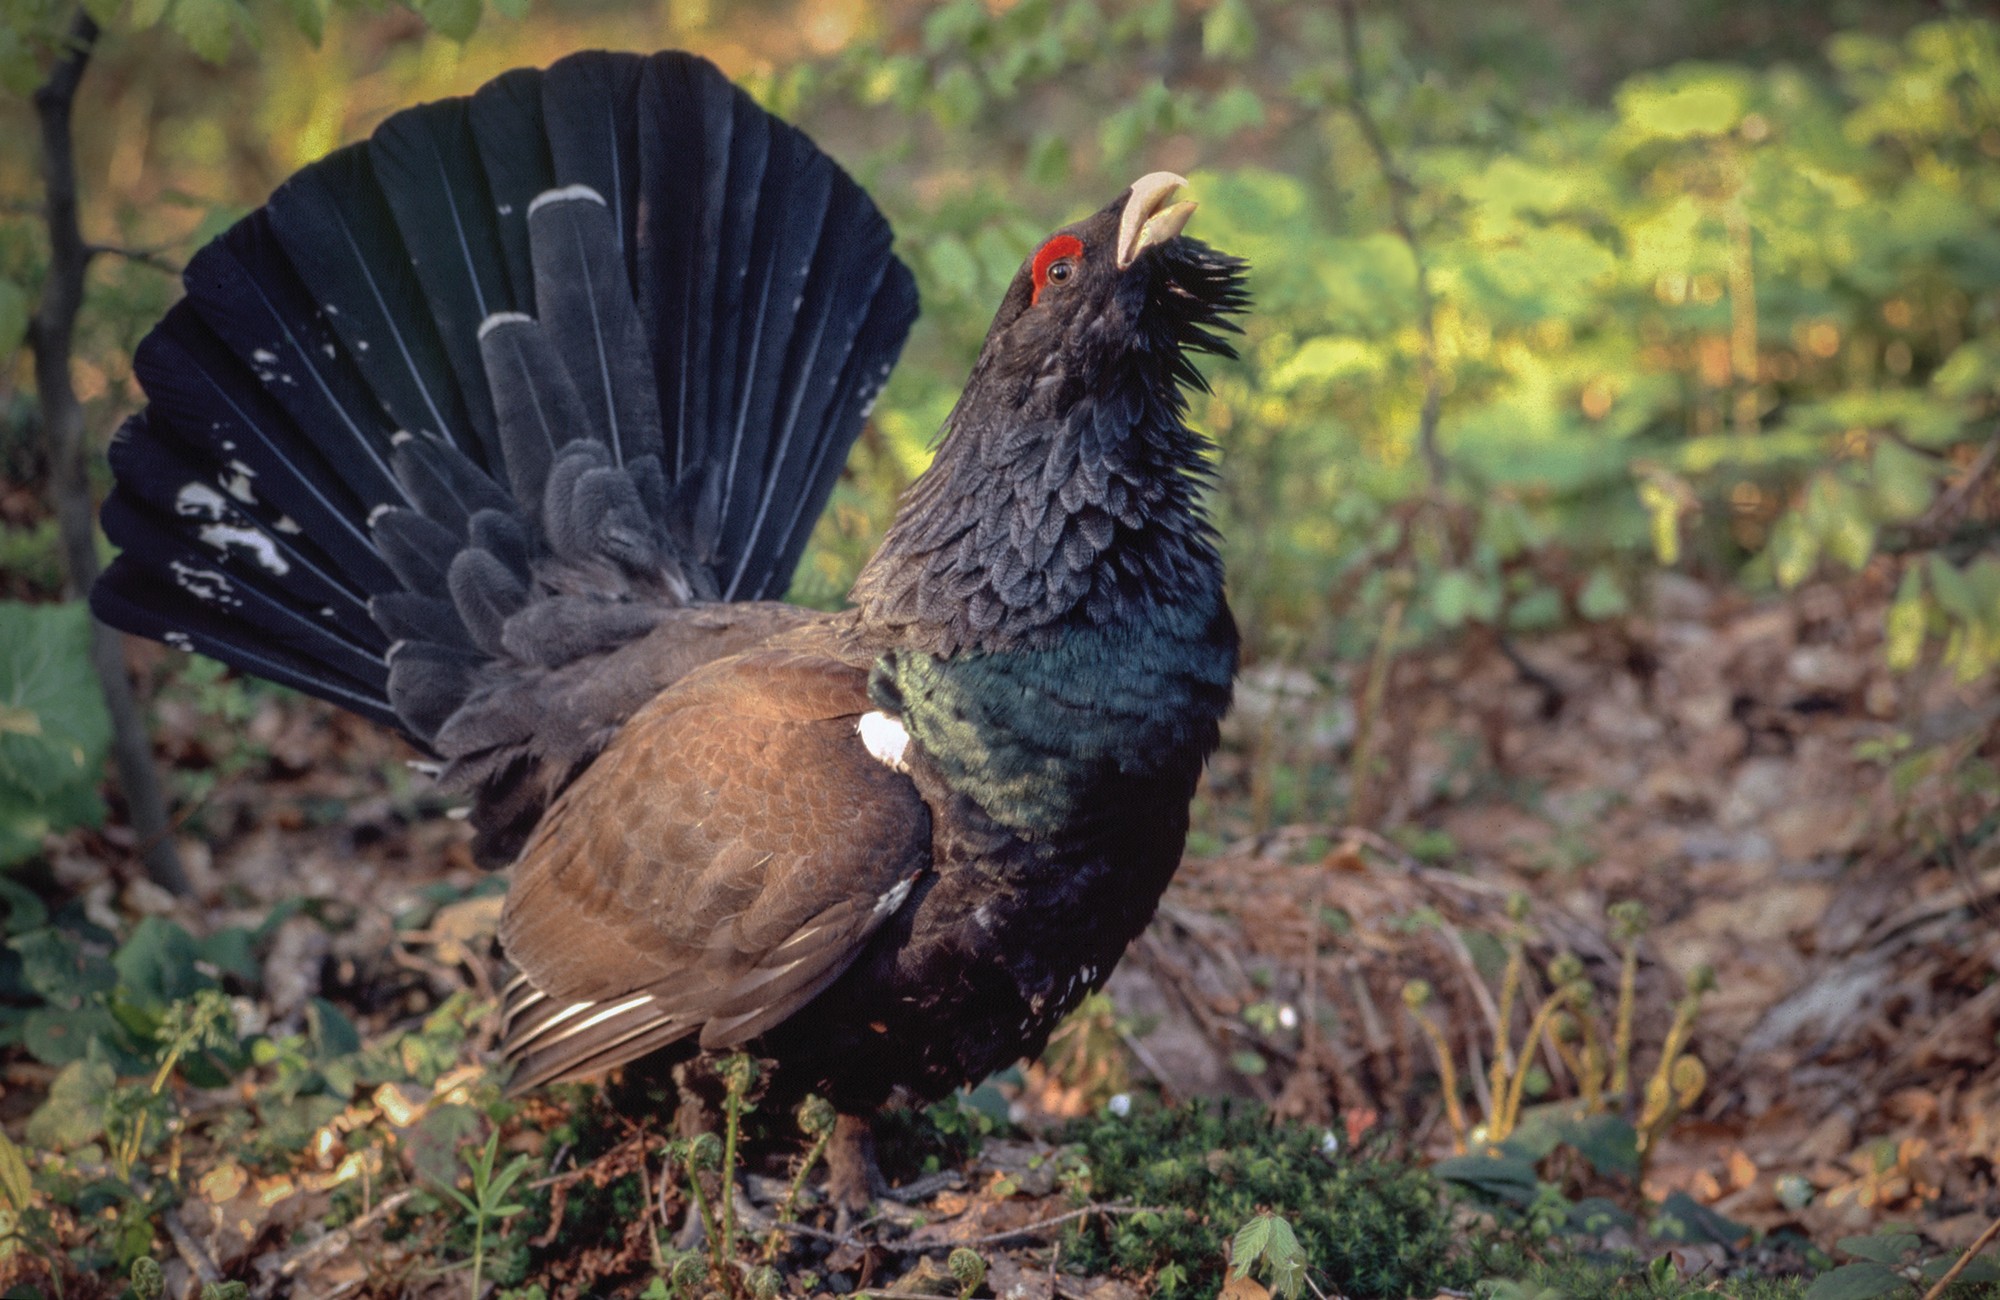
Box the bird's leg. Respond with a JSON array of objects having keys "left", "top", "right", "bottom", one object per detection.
[{"left": 825, "top": 1112, "right": 884, "bottom": 1232}]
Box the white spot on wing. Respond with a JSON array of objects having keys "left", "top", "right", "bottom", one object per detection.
[
  {"left": 858, "top": 710, "right": 911, "bottom": 773},
  {"left": 872, "top": 877, "right": 915, "bottom": 920}
]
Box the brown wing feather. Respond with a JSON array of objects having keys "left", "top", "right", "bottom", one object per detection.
[{"left": 497, "top": 647, "right": 930, "bottom": 1090}]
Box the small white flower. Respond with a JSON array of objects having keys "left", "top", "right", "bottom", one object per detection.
[
  {"left": 1278, "top": 1004, "right": 1299, "bottom": 1030},
  {"left": 1107, "top": 1093, "right": 1133, "bottom": 1118},
  {"left": 1320, "top": 1130, "right": 1340, "bottom": 1156}
]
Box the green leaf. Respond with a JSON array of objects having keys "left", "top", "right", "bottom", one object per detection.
[
  {"left": 1885, "top": 565, "right": 1928, "bottom": 670},
  {"left": 0, "top": 603, "right": 111, "bottom": 866},
  {"left": 275, "top": 0, "right": 326, "bottom": 44},
  {"left": 168, "top": 0, "right": 243, "bottom": 61},
  {"left": 1208, "top": 86, "right": 1266, "bottom": 137},
  {"left": 1651, "top": 1190, "right": 1749, "bottom": 1246},
  {"left": 1229, "top": 1214, "right": 1274, "bottom": 1277},
  {"left": 1577, "top": 568, "right": 1629, "bottom": 620},
  {"left": 24, "top": 1054, "right": 115, "bottom": 1149},
  {"left": 129, "top": 0, "right": 173, "bottom": 28},
  {"left": 1921, "top": 1256, "right": 2000, "bottom": 1284},
  {"left": 0, "top": 1127, "right": 32, "bottom": 1211},
  {"left": 22, "top": 1002, "right": 126, "bottom": 1067},
  {"left": 1869, "top": 441, "right": 1938, "bottom": 521},
  {"left": 1429, "top": 568, "right": 1500, "bottom": 628},
  {"left": 1803, "top": 1262, "right": 1908, "bottom": 1300},
  {"left": 115, "top": 917, "right": 212, "bottom": 1014},
  {"left": 0, "top": 877, "right": 47, "bottom": 934},
  {"left": 412, "top": 0, "right": 480, "bottom": 41},
  {"left": 1201, "top": 0, "right": 1256, "bottom": 62},
  {"left": 1770, "top": 513, "right": 1820, "bottom": 589},
  {"left": 11, "top": 928, "right": 115, "bottom": 1005},
  {"left": 1836, "top": 1233, "right": 1921, "bottom": 1266},
  {"left": 308, "top": 997, "right": 360, "bottom": 1060},
  {"left": 1435, "top": 1151, "right": 1540, "bottom": 1205}
]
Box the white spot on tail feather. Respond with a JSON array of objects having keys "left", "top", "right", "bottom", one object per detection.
[
  {"left": 528, "top": 184, "right": 607, "bottom": 216},
  {"left": 170, "top": 562, "right": 239, "bottom": 606},
  {"left": 478, "top": 311, "right": 534, "bottom": 340},
  {"left": 175, "top": 483, "right": 231, "bottom": 521},
  {"left": 198, "top": 524, "right": 290, "bottom": 575},
  {"left": 252, "top": 348, "right": 278, "bottom": 365},
  {"left": 224, "top": 460, "right": 258, "bottom": 505},
  {"left": 858, "top": 710, "right": 910, "bottom": 773}
]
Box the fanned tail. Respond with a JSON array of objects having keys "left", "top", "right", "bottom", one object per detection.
[{"left": 93, "top": 49, "right": 918, "bottom": 758}]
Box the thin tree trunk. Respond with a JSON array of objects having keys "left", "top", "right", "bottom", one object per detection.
[{"left": 28, "top": 11, "right": 189, "bottom": 896}]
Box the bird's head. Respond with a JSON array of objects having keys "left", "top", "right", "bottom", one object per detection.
[{"left": 968, "top": 172, "right": 1249, "bottom": 415}]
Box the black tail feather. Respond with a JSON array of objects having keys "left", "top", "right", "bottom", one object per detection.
[
  {"left": 130, "top": 307, "right": 399, "bottom": 593},
  {"left": 368, "top": 97, "right": 514, "bottom": 470},
  {"left": 265, "top": 150, "right": 477, "bottom": 453},
  {"left": 541, "top": 52, "right": 646, "bottom": 276},
  {"left": 95, "top": 48, "right": 919, "bottom": 751},
  {"left": 468, "top": 69, "right": 556, "bottom": 313},
  {"left": 523, "top": 190, "right": 662, "bottom": 468}
]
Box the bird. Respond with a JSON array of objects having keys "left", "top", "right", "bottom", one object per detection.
[{"left": 90, "top": 48, "right": 1247, "bottom": 1211}]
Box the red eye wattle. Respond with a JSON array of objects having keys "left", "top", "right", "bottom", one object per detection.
[{"left": 1031, "top": 234, "right": 1084, "bottom": 305}]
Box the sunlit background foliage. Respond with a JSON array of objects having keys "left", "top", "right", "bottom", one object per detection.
[{"left": 1, "top": 0, "right": 1997, "bottom": 843}]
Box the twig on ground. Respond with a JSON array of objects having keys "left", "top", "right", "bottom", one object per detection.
[
  {"left": 767, "top": 1203, "right": 1168, "bottom": 1255},
  {"left": 1919, "top": 425, "right": 2000, "bottom": 533},
  {"left": 943, "top": 1202, "right": 1168, "bottom": 1246},
  {"left": 1118, "top": 1027, "right": 1175, "bottom": 1096},
  {"left": 165, "top": 1211, "right": 223, "bottom": 1285},
  {"left": 255, "top": 1189, "right": 418, "bottom": 1297},
  {"left": 1918, "top": 1211, "right": 2000, "bottom": 1300}
]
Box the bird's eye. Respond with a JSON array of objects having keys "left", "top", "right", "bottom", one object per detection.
[{"left": 1030, "top": 233, "right": 1086, "bottom": 305}]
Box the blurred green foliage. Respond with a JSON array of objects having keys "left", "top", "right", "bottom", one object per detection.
[{"left": 781, "top": 1, "right": 2000, "bottom": 683}]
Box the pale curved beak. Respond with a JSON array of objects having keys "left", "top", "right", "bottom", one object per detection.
[{"left": 1116, "top": 171, "right": 1197, "bottom": 269}]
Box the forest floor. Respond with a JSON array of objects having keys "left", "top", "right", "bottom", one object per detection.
[{"left": 5, "top": 567, "right": 1998, "bottom": 1297}]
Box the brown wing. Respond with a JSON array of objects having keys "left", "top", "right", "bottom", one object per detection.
[{"left": 496, "top": 647, "right": 931, "bottom": 1091}]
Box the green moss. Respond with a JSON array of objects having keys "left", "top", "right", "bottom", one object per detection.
[{"left": 1063, "top": 1101, "right": 1465, "bottom": 1299}]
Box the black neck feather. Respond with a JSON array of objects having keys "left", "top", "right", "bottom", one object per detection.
[{"left": 851, "top": 340, "right": 1226, "bottom": 658}]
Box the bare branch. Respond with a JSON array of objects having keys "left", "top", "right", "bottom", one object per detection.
[
  {"left": 84, "top": 241, "right": 183, "bottom": 275},
  {"left": 27, "top": 9, "right": 189, "bottom": 896},
  {"left": 1334, "top": 0, "right": 1446, "bottom": 490}
]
